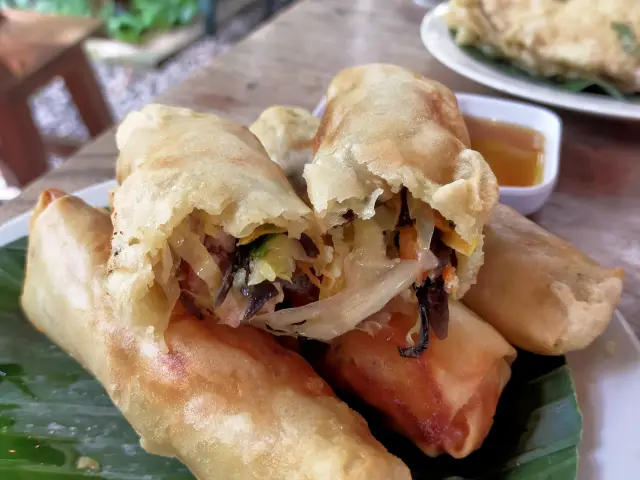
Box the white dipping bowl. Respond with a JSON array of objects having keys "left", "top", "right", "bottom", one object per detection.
[
  {"left": 313, "top": 93, "right": 563, "bottom": 216},
  {"left": 456, "top": 93, "right": 562, "bottom": 215}
]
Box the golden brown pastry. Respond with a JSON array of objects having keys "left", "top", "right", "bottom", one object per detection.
[
  {"left": 20, "top": 190, "right": 412, "bottom": 480},
  {"left": 307, "top": 64, "right": 496, "bottom": 242},
  {"left": 107, "top": 104, "right": 328, "bottom": 340},
  {"left": 250, "top": 106, "right": 320, "bottom": 200},
  {"left": 265, "top": 64, "right": 497, "bottom": 357},
  {"left": 317, "top": 299, "right": 515, "bottom": 458},
  {"left": 463, "top": 204, "right": 624, "bottom": 354},
  {"left": 109, "top": 103, "right": 445, "bottom": 351},
  {"left": 304, "top": 64, "right": 498, "bottom": 296},
  {"left": 446, "top": 0, "right": 640, "bottom": 93}
]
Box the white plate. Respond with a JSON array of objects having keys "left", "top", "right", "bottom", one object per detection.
[
  {"left": 421, "top": 3, "right": 640, "bottom": 121},
  {"left": 1, "top": 179, "right": 640, "bottom": 479},
  {"left": 0, "top": 180, "right": 118, "bottom": 246}
]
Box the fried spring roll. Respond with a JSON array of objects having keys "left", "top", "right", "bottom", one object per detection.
[
  {"left": 463, "top": 204, "right": 624, "bottom": 354},
  {"left": 318, "top": 300, "right": 516, "bottom": 459},
  {"left": 305, "top": 64, "right": 498, "bottom": 292},
  {"left": 108, "top": 104, "right": 329, "bottom": 340},
  {"left": 20, "top": 191, "right": 411, "bottom": 480},
  {"left": 109, "top": 104, "right": 434, "bottom": 350},
  {"left": 249, "top": 106, "right": 320, "bottom": 201},
  {"left": 258, "top": 64, "right": 499, "bottom": 357}
]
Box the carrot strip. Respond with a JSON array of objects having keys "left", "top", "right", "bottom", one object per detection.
[
  {"left": 298, "top": 262, "right": 322, "bottom": 288},
  {"left": 433, "top": 211, "right": 453, "bottom": 232},
  {"left": 398, "top": 227, "right": 418, "bottom": 260},
  {"left": 443, "top": 264, "right": 457, "bottom": 294}
]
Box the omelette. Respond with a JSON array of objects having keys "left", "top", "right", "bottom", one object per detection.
[{"left": 446, "top": 0, "right": 640, "bottom": 93}]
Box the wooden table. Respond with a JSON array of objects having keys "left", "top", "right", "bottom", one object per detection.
[
  {"left": 0, "top": 0, "right": 638, "bottom": 335},
  {"left": 0, "top": 9, "right": 113, "bottom": 185}
]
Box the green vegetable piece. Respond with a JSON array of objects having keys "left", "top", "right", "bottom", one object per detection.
[
  {"left": 249, "top": 234, "right": 276, "bottom": 259},
  {"left": 612, "top": 22, "right": 640, "bottom": 58}
]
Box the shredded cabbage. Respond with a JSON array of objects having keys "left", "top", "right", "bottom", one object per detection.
[
  {"left": 247, "top": 234, "right": 305, "bottom": 285},
  {"left": 408, "top": 196, "right": 439, "bottom": 272},
  {"left": 319, "top": 226, "right": 351, "bottom": 299},
  {"left": 252, "top": 259, "right": 420, "bottom": 340},
  {"left": 202, "top": 218, "right": 223, "bottom": 238},
  {"left": 168, "top": 219, "right": 224, "bottom": 298},
  {"left": 238, "top": 225, "right": 288, "bottom": 245},
  {"left": 343, "top": 218, "right": 398, "bottom": 288},
  {"left": 152, "top": 245, "right": 181, "bottom": 309},
  {"left": 373, "top": 201, "right": 400, "bottom": 231},
  {"left": 252, "top": 218, "right": 421, "bottom": 340},
  {"left": 319, "top": 210, "right": 394, "bottom": 299},
  {"left": 202, "top": 217, "right": 236, "bottom": 253},
  {"left": 215, "top": 269, "right": 250, "bottom": 327},
  {"left": 156, "top": 244, "right": 176, "bottom": 287}
]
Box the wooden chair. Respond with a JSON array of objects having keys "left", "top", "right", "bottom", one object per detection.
[{"left": 0, "top": 9, "right": 114, "bottom": 186}]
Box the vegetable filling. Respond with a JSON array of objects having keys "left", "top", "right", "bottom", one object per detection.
[
  {"left": 394, "top": 188, "right": 458, "bottom": 358},
  {"left": 248, "top": 188, "right": 463, "bottom": 357},
  {"left": 168, "top": 191, "right": 462, "bottom": 360},
  {"left": 169, "top": 212, "right": 322, "bottom": 325}
]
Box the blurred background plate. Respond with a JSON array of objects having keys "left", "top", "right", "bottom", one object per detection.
[{"left": 421, "top": 3, "right": 640, "bottom": 121}]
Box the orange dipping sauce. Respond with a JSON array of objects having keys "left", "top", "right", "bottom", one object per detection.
[{"left": 464, "top": 116, "right": 545, "bottom": 187}]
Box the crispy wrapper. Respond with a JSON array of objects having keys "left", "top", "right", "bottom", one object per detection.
[
  {"left": 463, "top": 204, "right": 624, "bottom": 354},
  {"left": 250, "top": 105, "right": 320, "bottom": 201},
  {"left": 319, "top": 300, "right": 515, "bottom": 458},
  {"left": 305, "top": 64, "right": 499, "bottom": 296},
  {"left": 108, "top": 104, "right": 317, "bottom": 337},
  {"left": 20, "top": 191, "right": 411, "bottom": 480}
]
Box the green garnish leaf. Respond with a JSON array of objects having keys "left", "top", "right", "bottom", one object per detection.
[
  {"left": 561, "top": 78, "right": 628, "bottom": 101},
  {"left": 612, "top": 22, "right": 640, "bottom": 58},
  {"left": 0, "top": 363, "right": 37, "bottom": 399},
  {"left": 3, "top": 0, "right": 200, "bottom": 44}
]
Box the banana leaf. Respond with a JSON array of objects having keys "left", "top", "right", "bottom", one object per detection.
[{"left": 0, "top": 236, "right": 582, "bottom": 479}]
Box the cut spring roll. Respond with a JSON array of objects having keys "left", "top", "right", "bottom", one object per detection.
[
  {"left": 20, "top": 190, "right": 412, "bottom": 480},
  {"left": 257, "top": 65, "right": 499, "bottom": 357},
  {"left": 108, "top": 104, "right": 329, "bottom": 339},
  {"left": 316, "top": 299, "right": 516, "bottom": 459},
  {"left": 246, "top": 95, "right": 514, "bottom": 460},
  {"left": 109, "top": 104, "right": 426, "bottom": 348},
  {"left": 463, "top": 204, "right": 624, "bottom": 355}
]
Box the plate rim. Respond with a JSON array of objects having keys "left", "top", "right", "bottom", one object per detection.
[
  {"left": 421, "top": 3, "right": 640, "bottom": 121},
  {"left": 0, "top": 179, "right": 117, "bottom": 246}
]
